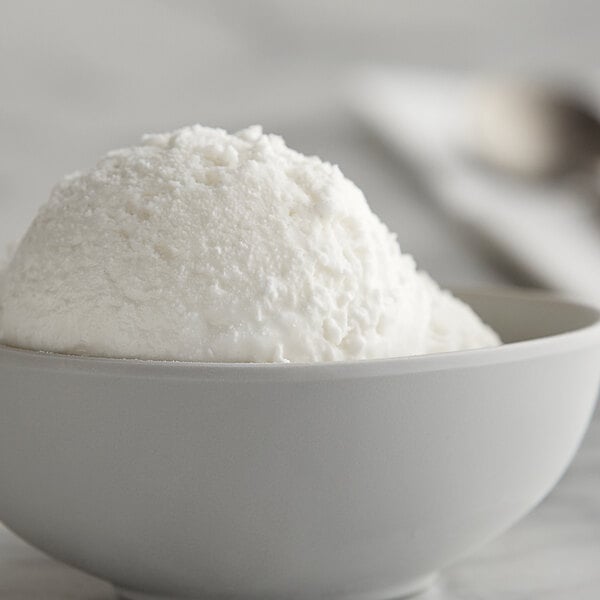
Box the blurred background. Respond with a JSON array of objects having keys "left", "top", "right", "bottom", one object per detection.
[{"left": 2, "top": 0, "right": 600, "bottom": 294}]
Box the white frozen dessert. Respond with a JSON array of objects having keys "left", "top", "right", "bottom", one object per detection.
[{"left": 0, "top": 125, "right": 499, "bottom": 362}]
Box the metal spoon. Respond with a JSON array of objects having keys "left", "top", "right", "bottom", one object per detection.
[{"left": 470, "top": 80, "right": 600, "bottom": 180}]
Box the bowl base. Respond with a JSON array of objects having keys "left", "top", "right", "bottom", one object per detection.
[{"left": 115, "top": 574, "right": 437, "bottom": 600}]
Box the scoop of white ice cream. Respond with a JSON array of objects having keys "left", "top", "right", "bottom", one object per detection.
[{"left": 0, "top": 125, "right": 499, "bottom": 362}]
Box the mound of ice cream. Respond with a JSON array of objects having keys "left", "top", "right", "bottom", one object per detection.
[{"left": 0, "top": 125, "right": 499, "bottom": 362}]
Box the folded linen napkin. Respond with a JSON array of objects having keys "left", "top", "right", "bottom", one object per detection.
[{"left": 350, "top": 68, "right": 600, "bottom": 303}]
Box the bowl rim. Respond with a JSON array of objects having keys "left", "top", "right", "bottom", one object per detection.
[{"left": 1, "top": 287, "right": 600, "bottom": 382}]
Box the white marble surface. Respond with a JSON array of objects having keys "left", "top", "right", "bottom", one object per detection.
[{"left": 1, "top": 1, "right": 600, "bottom": 598}]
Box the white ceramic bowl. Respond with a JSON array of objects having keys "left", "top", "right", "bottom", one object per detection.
[{"left": 1, "top": 289, "right": 600, "bottom": 600}]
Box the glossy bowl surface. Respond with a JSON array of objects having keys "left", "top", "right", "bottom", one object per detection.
[{"left": 1, "top": 289, "right": 599, "bottom": 600}]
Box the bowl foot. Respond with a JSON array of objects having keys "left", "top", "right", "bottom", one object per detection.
[{"left": 115, "top": 574, "right": 437, "bottom": 600}]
